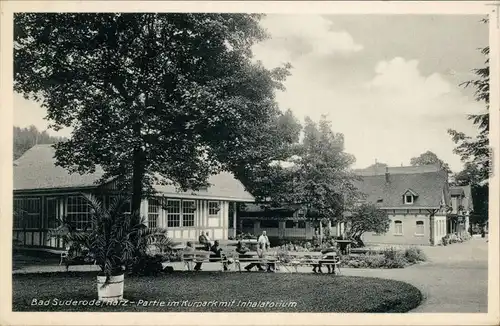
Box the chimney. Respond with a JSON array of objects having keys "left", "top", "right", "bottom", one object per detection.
[{"left": 385, "top": 166, "right": 390, "bottom": 183}]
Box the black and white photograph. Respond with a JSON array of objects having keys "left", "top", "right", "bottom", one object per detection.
[{"left": 1, "top": 1, "right": 499, "bottom": 325}]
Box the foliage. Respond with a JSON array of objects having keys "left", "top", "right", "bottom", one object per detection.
[
  {"left": 343, "top": 203, "right": 390, "bottom": 247},
  {"left": 13, "top": 125, "right": 66, "bottom": 160},
  {"left": 233, "top": 232, "right": 257, "bottom": 240},
  {"left": 48, "top": 194, "right": 173, "bottom": 281},
  {"left": 410, "top": 151, "right": 452, "bottom": 174},
  {"left": 363, "top": 162, "right": 388, "bottom": 170},
  {"left": 129, "top": 254, "right": 169, "bottom": 276},
  {"left": 453, "top": 163, "right": 489, "bottom": 226},
  {"left": 448, "top": 24, "right": 489, "bottom": 184},
  {"left": 14, "top": 13, "right": 293, "bottom": 216},
  {"left": 403, "top": 246, "right": 427, "bottom": 264},
  {"left": 287, "top": 116, "right": 360, "bottom": 223},
  {"left": 441, "top": 231, "right": 471, "bottom": 246}
]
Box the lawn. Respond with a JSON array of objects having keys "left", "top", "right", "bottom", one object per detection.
[{"left": 13, "top": 272, "right": 422, "bottom": 312}]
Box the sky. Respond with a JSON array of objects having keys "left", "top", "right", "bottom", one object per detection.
[{"left": 13, "top": 14, "right": 489, "bottom": 172}]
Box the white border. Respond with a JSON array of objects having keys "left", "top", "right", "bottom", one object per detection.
[{"left": 1, "top": 1, "right": 499, "bottom": 326}]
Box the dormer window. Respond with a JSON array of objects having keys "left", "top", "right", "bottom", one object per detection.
[{"left": 402, "top": 189, "right": 418, "bottom": 205}]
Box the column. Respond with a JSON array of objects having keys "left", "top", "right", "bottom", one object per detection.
[
  {"left": 232, "top": 202, "right": 237, "bottom": 238},
  {"left": 141, "top": 199, "right": 148, "bottom": 226}
]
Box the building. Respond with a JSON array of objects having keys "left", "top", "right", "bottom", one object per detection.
[
  {"left": 238, "top": 165, "right": 460, "bottom": 246},
  {"left": 13, "top": 145, "right": 254, "bottom": 249},
  {"left": 449, "top": 185, "right": 473, "bottom": 234},
  {"left": 355, "top": 165, "right": 451, "bottom": 246}
]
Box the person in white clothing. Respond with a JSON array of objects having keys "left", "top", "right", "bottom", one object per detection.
[
  {"left": 205, "top": 232, "right": 213, "bottom": 246},
  {"left": 258, "top": 231, "right": 270, "bottom": 251}
]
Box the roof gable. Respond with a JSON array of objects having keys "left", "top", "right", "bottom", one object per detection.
[
  {"left": 14, "top": 145, "right": 254, "bottom": 201},
  {"left": 402, "top": 188, "right": 419, "bottom": 197}
]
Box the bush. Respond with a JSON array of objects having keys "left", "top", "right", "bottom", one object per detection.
[
  {"left": 129, "top": 254, "right": 169, "bottom": 276},
  {"left": 384, "top": 251, "right": 408, "bottom": 268},
  {"left": 403, "top": 246, "right": 426, "bottom": 263},
  {"left": 364, "top": 254, "right": 386, "bottom": 268},
  {"left": 382, "top": 247, "right": 399, "bottom": 260}
]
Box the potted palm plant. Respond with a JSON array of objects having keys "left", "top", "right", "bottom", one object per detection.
[{"left": 49, "top": 193, "right": 172, "bottom": 302}]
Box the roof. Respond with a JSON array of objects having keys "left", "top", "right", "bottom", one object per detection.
[
  {"left": 13, "top": 145, "right": 254, "bottom": 202},
  {"left": 354, "top": 164, "right": 442, "bottom": 176},
  {"left": 450, "top": 188, "right": 465, "bottom": 196},
  {"left": 353, "top": 165, "right": 450, "bottom": 209}
]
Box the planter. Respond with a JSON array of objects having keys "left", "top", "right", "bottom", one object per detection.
[{"left": 97, "top": 274, "right": 124, "bottom": 302}]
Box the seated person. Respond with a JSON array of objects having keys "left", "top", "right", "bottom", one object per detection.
[
  {"left": 210, "top": 240, "right": 230, "bottom": 271},
  {"left": 313, "top": 242, "right": 337, "bottom": 274},
  {"left": 238, "top": 241, "right": 263, "bottom": 272},
  {"left": 184, "top": 241, "right": 203, "bottom": 271},
  {"left": 198, "top": 231, "right": 210, "bottom": 251}
]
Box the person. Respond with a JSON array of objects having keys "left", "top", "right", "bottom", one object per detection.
[
  {"left": 184, "top": 241, "right": 203, "bottom": 271},
  {"left": 313, "top": 241, "right": 337, "bottom": 274},
  {"left": 312, "top": 230, "right": 320, "bottom": 247},
  {"left": 239, "top": 241, "right": 265, "bottom": 272},
  {"left": 205, "top": 231, "right": 213, "bottom": 247},
  {"left": 257, "top": 231, "right": 276, "bottom": 272},
  {"left": 199, "top": 231, "right": 210, "bottom": 251},
  {"left": 210, "top": 240, "right": 230, "bottom": 271},
  {"left": 258, "top": 231, "right": 270, "bottom": 250}
]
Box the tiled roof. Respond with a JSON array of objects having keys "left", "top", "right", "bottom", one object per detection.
[
  {"left": 353, "top": 166, "right": 449, "bottom": 209},
  {"left": 13, "top": 145, "right": 254, "bottom": 201}
]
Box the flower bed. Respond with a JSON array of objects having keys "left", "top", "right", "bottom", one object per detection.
[{"left": 340, "top": 246, "right": 427, "bottom": 269}]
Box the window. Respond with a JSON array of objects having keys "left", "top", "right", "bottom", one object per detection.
[
  {"left": 415, "top": 220, "right": 424, "bottom": 236},
  {"left": 148, "top": 198, "right": 160, "bottom": 228},
  {"left": 394, "top": 220, "right": 403, "bottom": 235},
  {"left": 13, "top": 198, "right": 25, "bottom": 229},
  {"left": 13, "top": 198, "right": 41, "bottom": 229},
  {"left": 166, "top": 199, "right": 180, "bottom": 227},
  {"left": 67, "top": 196, "right": 90, "bottom": 230},
  {"left": 260, "top": 220, "right": 279, "bottom": 228},
  {"left": 182, "top": 200, "right": 196, "bottom": 227},
  {"left": 297, "top": 221, "right": 306, "bottom": 229},
  {"left": 405, "top": 195, "right": 413, "bottom": 204},
  {"left": 285, "top": 220, "right": 295, "bottom": 229},
  {"left": 208, "top": 201, "right": 220, "bottom": 216},
  {"left": 46, "top": 197, "right": 58, "bottom": 229}
]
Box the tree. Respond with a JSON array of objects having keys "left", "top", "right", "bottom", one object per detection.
[
  {"left": 232, "top": 108, "right": 302, "bottom": 204},
  {"left": 363, "top": 162, "right": 388, "bottom": 170},
  {"left": 343, "top": 203, "right": 390, "bottom": 247},
  {"left": 287, "top": 116, "right": 360, "bottom": 226},
  {"left": 14, "top": 13, "right": 293, "bottom": 218},
  {"left": 448, "top": 44, "right": 490, "bottom": 184},
  {"left": 410, "top": 151, "right": 451, "bottom": 174},
  {"left": 454, "top": 163, "right": 488, "bottom": 227},
  {"left": 447, "top": 20, "right": 489, "bottom": 228},
  {"left": 13, "top": 125, "right": 66, "bottom": 160}
]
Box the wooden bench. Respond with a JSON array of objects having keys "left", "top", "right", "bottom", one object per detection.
[
  {"left": 278, "top": 251, "right": 341, "bottom": 274},
  {"left": 232, "top": 251, "right": 279, "bottom": 272},
  {"left": 181, "top": 250, "right": 234, "bottom": 271}
]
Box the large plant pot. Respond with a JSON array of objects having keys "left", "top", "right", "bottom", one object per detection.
[{"left": 97, "top": 274, "right": 124, "bottom": 302}]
